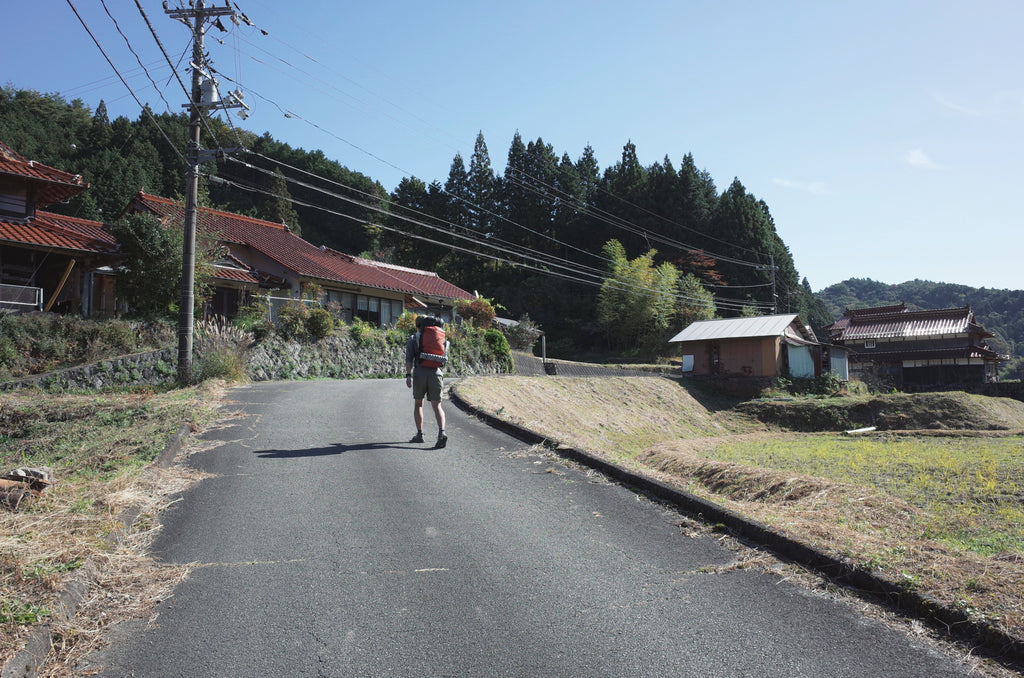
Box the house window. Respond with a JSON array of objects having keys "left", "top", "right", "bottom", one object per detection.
[
  {"left": 864, "top": 339, "right": 876, "bottom": 349},
  {"left": 340, "top": 293, "right": 354, "bottom": 323},
  {"left": 354, "top": 295, "right": 382, "bottom": 325},
  {"left": 0, "top": 182, "right": 28, "bottom": 219},
  {"left": 379, "top": 298, "right": 404, "bottom": 327}
]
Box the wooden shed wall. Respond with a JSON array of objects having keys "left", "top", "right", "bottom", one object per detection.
[{"left": 680, "top": 337, "right": 781, "bottom": 377}]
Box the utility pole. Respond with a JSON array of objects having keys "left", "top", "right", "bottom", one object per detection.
[{"left": 167, "top": 1, "right": 245, "bottom": 385}]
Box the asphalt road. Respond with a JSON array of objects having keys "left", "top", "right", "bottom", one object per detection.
[{"left": 90, "top": 379, "right": 976, "bottom": 677}]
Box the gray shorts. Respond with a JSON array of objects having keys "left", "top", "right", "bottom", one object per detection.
[{"left": 412, "top": 372, "right": 443, "bottom": 402}]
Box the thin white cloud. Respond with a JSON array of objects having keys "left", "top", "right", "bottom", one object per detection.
[
  {"left": 932, "top": 90, "right": 1024, "bottom": 118},
  {"left": 772, "top": 178, "right": 828, "bottom": 195},
  {"left": 907, "top": 148, "right": 944, "bottom": 170},
  {"left": 932, "top": 92, "right": 984, "bottom": 117}
]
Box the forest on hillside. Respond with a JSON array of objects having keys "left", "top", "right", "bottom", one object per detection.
[
  {"left": 817, "top": 278, "right": 1024, "bottom": 379},
  {"left": 1, "top": 87, "right": 831, "bottom": 356}
]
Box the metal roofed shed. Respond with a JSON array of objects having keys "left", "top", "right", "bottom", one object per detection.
[
  {"left": 669, "top": 314, "right": 847, "bottom": 387},
  {"left": 669, "top": 314, "right": 813, "bottom": 343}
]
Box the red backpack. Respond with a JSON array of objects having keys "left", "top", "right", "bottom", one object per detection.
[{"left": 418, "top": 320, "right": 448, "bottom": 369}]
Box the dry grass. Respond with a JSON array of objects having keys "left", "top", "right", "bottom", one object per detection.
[
  {"left": 641, "top": 442, "right": 1024, "bottom": 637},
  {"left": 454, "top": 375, "right": 757, "bottom": 456},
  {"left": 454, "top": 375, "right": 1024, "bottom": 664},
  {"left": 0, "top": 384, "right": 221, "bottom": 673}
]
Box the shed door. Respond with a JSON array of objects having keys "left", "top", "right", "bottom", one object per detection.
[
  {"left": 787, "top": 345, "right": 815, "bottom": 379},
  {"left": 681, "top": 355, "right": 694, "bottom": 372},
  {"left": 830, "top": 351, "right": 849, "bottom": 380}
]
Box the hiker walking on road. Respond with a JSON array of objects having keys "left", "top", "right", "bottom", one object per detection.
[{"left": 405, "top": 315, "right": 448, "bottom": 448}]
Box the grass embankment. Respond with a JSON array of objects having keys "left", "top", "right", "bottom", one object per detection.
[
  {"left": 0, "top": 385, "right": 221, "bottom": 671},
  {"left": 454, "top": 376, "right": 1024, "bottom": 654}
]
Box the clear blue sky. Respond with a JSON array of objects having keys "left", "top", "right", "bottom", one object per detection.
[{"left": 4, "top": 1, "right": 1021, "bottom": 292}]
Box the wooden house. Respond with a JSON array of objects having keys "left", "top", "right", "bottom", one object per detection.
[
  {"left": 669, "top": 314, "right": 847, "bottom": 387},
  {"left": 0, "top": 141, "right": 120, "bottom": 316},
  {"left": 822, "top": 303, "right": 1007, "bottom": 390}
]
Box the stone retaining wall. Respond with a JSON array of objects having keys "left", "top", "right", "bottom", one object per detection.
[
  {"left": 246, "top": 335, "right": 504, "bottom": 381},
  {"left": 0, "top": 335, "right": 506, "bottom": 392},
  {"left": 0, "top": 349, "right": 176, "bottom": 392}
]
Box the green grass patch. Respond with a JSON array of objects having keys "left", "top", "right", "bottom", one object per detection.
[
  {"left": 0, "top": 390, "right": 208, "bottom": 482},
  {"left": 0, "top": 598, "right": 49, "bottom": 625},
  {"left": 711, "top": 434, "right": 1024, "bottom": 556}
]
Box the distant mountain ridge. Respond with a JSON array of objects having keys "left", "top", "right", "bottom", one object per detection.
[{"left": 815, "top": 278, "right": 1023, "bottom": 379}]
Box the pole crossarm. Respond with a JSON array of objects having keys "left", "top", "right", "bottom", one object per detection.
[{"left": 164, "top": 7, "right": 235, "bottom": 20}]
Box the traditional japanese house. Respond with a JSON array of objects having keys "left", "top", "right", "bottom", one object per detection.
[
  {"left": 0, "top": 141, "right": 120, "bottom": 316},
  {"left": 822, "top": 303, "right": 1007, "bottom": 390},
  {"left": 124, "top": 191, "right": 473, "bottom": 325}
]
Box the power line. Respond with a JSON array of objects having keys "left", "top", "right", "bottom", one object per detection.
[
  {"left": 65, "top": 0, "right": 187, "bottom": 166},
  {"left": 214, "top": 160, "right": 774, "bottom": 312},
  {"left": 243, "top": 149, "right": 612, "bottom": 278},
  {"left": 199, "top": 13, "right": 779, "bottom": 276},
  {"left": 240, "top": 145, "right": 771, "bottom": 310},
  {"left": 100, "top": 0, "right": 174, "bottom": 113},
  {"left": 211, "top": 170, "right": 750, "bottom": 309},
  {"left": 135, "top": 0, "right": 236, "bottom": 152},
  {"left": 502, "top": 167, "right": 770, "bottom": 270},
  {"left": 76, "top": 0, "right": 778, "bottom": 312}
]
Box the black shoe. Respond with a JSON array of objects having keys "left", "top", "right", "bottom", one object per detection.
[
  {"left": 410, "top": 432, "right": 424, "bottom": 444},
  {"left": 434, "top": 433, "right": 448, "bottom": 449}
]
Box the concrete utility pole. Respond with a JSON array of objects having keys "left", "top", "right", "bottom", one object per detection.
[
  {"left": 166, "top": 1, "right": 242, "bottom": 385},
  {"left": 177, "top": 4, "right": 203, "bottom": 385}
]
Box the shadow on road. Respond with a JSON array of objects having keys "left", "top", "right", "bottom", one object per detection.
[{"left": 255, "top": 442, "right": 426, "bottom": 458}]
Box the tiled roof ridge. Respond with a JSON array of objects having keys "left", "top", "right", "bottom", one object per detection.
[
  {"left": 34, "top": 214, "right": 116, "bottom": 249},
  {"left": 357, "top": 256, "right": 440, "bottom": 278},
  {"left": 0, "top": 141, "right": 85, "bottom": 187},
  {"left": 317, "top": 248, "right": 418, "bottom": 293},
  {"left": 847, "top": 305, "right": 971, "bottom": 324},
  {"left": 348, "top": 254, "right": 426, "bottom": 294},
  {"left": 37, "top": 209, "right": 108, "bottom": 229},
  {"left": 136, "top": 191, "right": 289, "bottom": 231},
  {"left": 843, "top": 303, "right": 907, "bottom": 317},
  {"left": 213, "top": 249, "right": 251, "bottom": 270},
  {"left": 0, "top": 141, "right": 28, "bottom": 164},
  {"left": 320, "top": 247, "right": 356, "bottom": 263}
]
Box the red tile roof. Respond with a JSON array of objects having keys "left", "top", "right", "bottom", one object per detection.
[
  {"left": 339, "top": 253, "right": 474, "bottom": 301},
  {"left": 0, "top": 142, "right": 87, "bottom": 206},
  {"left": 0, "top": 211, "right": 116, "bottom": 254},
  {"left": 212, "top": 265, "right": 260, "bottom": 284},
  {"left": 131, "top": 191, "right": 472, "bottom": 301}
]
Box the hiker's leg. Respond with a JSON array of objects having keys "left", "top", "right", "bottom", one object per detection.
[
  {"left": 413, "top": 398, "right": 424, "bottom": 431},
  {"left": 430, "top": 399, "right": 445, "bottom": 431}
]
